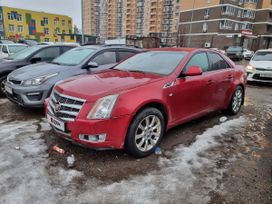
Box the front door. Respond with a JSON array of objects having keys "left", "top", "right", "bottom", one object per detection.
[{"left": 168, "top": 52, "right": 216, "bottom": 123}]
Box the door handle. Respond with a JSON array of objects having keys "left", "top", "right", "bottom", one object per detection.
[{"left": 207, "top": 79, "right": 214, "bottom": 85}]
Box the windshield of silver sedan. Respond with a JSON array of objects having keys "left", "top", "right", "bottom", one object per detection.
[{"left": 114, "top": 51, "right": 187, "bottom": 75}]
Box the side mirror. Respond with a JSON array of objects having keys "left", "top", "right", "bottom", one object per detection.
[
  {"left": 30, "top": 57, "right": 42, "bottom": 64},
  {"left": 83, "top": 61, "right": 98, "bottom": 69},
  {"left": 184, "top": 66, "right": 203, "bottom": 76}
]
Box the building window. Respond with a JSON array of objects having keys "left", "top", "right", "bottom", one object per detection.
[
  {"left": 9, "top": 24, "right": 15, "bottom": 32},
  {"left": 222, "top": 6, "right": 235, "bottom": 16},
  {"left": 203, "top": 22, "right": 208, "bottom": 32},
  {"left": 17, "top": 14, "right": 22, "bottom": 21},
  {"left": 62, "top": 19, "right": 66, "bottom": 26},
  {"left": 62, "top": 30, "right": 66, "bottom": 34},
  {"left": 54, "top": 28, "right": 58, "bottom": 34},
  {"left": 44, "top": 28, "right": 49, "bottom": 35},
  {"left": 45, "top": 38, "right": 50, "bottom": 42},
  {"left": 0, "top": 13, "right": 2, "bottom": 20},
  {"left": 54, "top": 19, "right": 58, "bottom": 26},
  {"left": 43, "top": 17, "right": 49, "bottom": 25},
  {"left": 18, "top": 25, "right": 23, "bottom": 32},
  {"left": 242, "top": 9, "right": 255, "bottom": 19},
  {"left": 220, "top": 20, "right": 233, "bottom": 30}
]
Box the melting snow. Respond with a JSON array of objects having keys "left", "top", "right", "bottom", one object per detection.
[{"left": 0, "top": 117, "right": 246, "bottom": 204}]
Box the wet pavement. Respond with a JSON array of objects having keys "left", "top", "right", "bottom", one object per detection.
[{"left": 0, "top": 75, "right": 271, "bottom": 203}]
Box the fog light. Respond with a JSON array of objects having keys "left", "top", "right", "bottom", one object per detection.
[{"left": 79, "top": 133, "right": 106, "bottom": 143}]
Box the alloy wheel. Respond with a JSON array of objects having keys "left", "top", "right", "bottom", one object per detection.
[
  {"left": 232, "top": 89, "right": 243, "bottom": 113},
  {"left": 135, "top": 115, "right": 162, "bottom": 152}
]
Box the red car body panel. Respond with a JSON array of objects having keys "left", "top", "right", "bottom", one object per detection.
[{"left": 45, "top": 48, "right": 247, "bottom": 150}]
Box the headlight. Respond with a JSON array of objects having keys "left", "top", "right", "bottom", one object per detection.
[
  {"left": 246, "top": 65, "right": 255, "bottom": 72},
  {"left": 21, "top": 73, "right": 58, "bottom": 86},
  {"left": 87, "top": 94, "right": 119, "bottom": 119}
]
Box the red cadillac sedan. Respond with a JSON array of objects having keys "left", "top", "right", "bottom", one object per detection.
[{"left": 46, "top": 48, "right": 247, "bottom": 157}]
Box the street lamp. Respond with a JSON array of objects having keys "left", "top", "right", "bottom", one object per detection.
[
  {"left": 81, "top": 0, "right": 85, "bottom": 45},
  {"left": 187, "top": 0, "right": 196, "bottom": 47}
]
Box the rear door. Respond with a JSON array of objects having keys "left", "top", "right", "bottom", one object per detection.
[{"left": 207, "top": 52, "right": 234, "bottom": 108}]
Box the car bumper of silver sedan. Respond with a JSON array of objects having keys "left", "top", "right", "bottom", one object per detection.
[{"left": 4, "top": 82, "right": 51, "bottom": 108}]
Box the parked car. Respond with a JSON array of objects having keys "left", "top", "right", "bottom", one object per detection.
[
  {"left": 246, "top": 49, "right": 272, "bottom": 83},
  {"left": 0, "top": 44, "right": 28, "bottom": 59},
  {"left": 45, "top": 48, "right": 247, "bottom": 157},
  {"left": 18, "top": 39, "right": 39, "bottom": 46},
  {"left": 0, "top": 45, "right": 76, "bottom": 96},
  {"left": 5, "top": 46, "right": 141, "bottom": 107},
  {"left": 243, "top": 48, "right": 254, "bottom": 60},
  {"left": 226, "top": 46, "right": 243, "bottom": 61},
  {"left": 0, "top": 39, "right": 14, "bottom": 44}
]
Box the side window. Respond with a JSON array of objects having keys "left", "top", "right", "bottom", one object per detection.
[
  {"left": 93, "top": 51, "right": 117, "bottom": 65},
  {"left": 207, "top": 52, "right": 230, "bottom": 71},
  {"left": 184, "top": 52, "right": 209, "bottom": 72},
  {"left": 62, "top": 46, "right": 74, "bottom": 53},
  {"left": 33, "top": 47, "right": 61, "bottom": 61},
  {"left": 118, "top": 51, "right": 135, "bottom": 62},
  {"left": 2, "top": 45, "right": 8, "bottom": 54}
]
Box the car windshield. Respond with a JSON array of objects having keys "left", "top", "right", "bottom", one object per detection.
[
  {"left": 52, "top": 47, "right": 96, "bottom": 66},
  {"left": 114, "top": 51, "right": 187, "bottom": 75},
  {"left": 252, "top": 51, "right": 272, "bottom": 61},
  {"left": 227, "top": 47, "right": 242, "bottom": 52},
  {"left": 8, "top": 46, "right": 41, "bottom": 60},
  {"left": 8, "top": 45, "right": 27, "bottom": 54}
]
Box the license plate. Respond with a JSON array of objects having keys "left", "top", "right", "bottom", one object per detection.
[
  {"left": 47, "top": 114, "right": 65, "bottom": 132},
  {"left": 5, "top": 85, "right": 12, "bottom": 95},
  {"left": 260, "top": 73, "right": 272, "bottom": 78}
]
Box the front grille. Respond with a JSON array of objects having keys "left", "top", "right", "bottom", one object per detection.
[
  {"left": 48, "top": 90, "right": 86, "bottom": 122},
  {"left": 256, "top": 68, "right": 272, "bottom": 72}
]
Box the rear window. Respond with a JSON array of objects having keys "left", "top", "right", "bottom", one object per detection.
[
  {"left": 252, "top": 51, "right": 272, "bottom": 61},
  {"left": 227, "top": 47, "right": 242, "bottom": 52}
]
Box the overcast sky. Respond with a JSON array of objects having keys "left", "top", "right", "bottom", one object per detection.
[{"left": 0, "top": 0, "right": 82, "bottom": 29}]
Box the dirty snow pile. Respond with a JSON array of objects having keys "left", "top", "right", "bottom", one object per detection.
[{"left": 0, "top": 119, "right": 82, "bottom": 204}]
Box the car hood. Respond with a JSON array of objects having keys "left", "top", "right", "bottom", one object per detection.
[
  {"left": 250, "top": 61, "right": 272, "bottom": 70},
  {"left": 8, "top": 62, "right": 70, "bottom": 80},
  {"left": 56, "top": 70, "right": 164, "bottom": 102}
]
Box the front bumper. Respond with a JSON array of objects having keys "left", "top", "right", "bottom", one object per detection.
[
  {"left": 49, "top": 114, "right": 132, "bottom": 150},
  {"left": 247, "top": 70, "right": 272, "bottom": 83},
  {"left": 4, "top": 82, "right": 51, "bottom": 108}
]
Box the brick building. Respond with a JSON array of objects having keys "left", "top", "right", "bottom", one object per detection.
[{"left": 178, "top": 0, "right": 272, "bottom": 50}]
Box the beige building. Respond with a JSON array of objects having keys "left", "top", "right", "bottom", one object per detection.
[{"left": 83, "top": 0, "right": 180, "bottom": 45}]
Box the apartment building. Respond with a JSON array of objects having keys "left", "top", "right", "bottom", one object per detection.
[
  {"left": 179, "top": 0, "right": 272, "bottom": 50},
  {"left": 0, "top": 6, "right": 73, "bottom": 42},
  {"left": 83, "top": 0, "right": 180, "bottom": 46}
]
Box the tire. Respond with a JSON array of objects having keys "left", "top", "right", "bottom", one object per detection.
[
  {"left": 226, "top": 86, "right": 244, "bottom": 115},
  {"left": 125, "top": 107, "right": 165, "bottom": 158},
  {"left": 0, "top": 75, "right": 8, "bottom": 97}
]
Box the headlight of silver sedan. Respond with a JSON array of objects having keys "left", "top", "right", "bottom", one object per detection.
[{"left": 21, "top": 73, "right": 58, "bottom": 86}]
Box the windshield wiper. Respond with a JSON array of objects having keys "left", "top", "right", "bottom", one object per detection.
[{"left": 127, "top": 70, "right": 146, "bottom": 74}]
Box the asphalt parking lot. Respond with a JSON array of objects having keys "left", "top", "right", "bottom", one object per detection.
[{"left": 0, "top": 62, "right": 271, "bottom": 203}]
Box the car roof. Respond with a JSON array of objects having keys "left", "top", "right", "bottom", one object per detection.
[
  {"left": 81, "top": 45, "right": 141, "bottom": 51},
  {"left": 1, "top": 43, "right": 28, "bottom": 46},
  {"left": 256, "top": 49, "right": 272, "bottom": 52},
  {"left": 147, "top": 47, "right": 207, "bottom": 53}
]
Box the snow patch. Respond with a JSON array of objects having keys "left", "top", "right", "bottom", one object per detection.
[{"left": 72, "top": 117, "right": 246, "bottom": 204}]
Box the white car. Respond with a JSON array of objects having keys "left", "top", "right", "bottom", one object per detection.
[
  {"left": 246, "top": 49, "right": 272, "bottom": 82},
  {"left": 243, "top": 48, "right": 254, "bottom": 60},
  {"left": 0, "top": 44, "right": 28, "bottom": 59}
]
